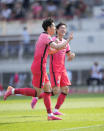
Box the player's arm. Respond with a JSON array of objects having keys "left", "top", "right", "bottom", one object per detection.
[
  {"left": 48, "top": 47, "right": 58, "bottom": 55},
  {"left": 50, "top": 32, "right": 73, "bottom": 50},
  {"left": 67, "top": 51, "right": 75, "bottom": 61},
  {"left": 48, "top": 38, "right": 58, "bottom": 54}
]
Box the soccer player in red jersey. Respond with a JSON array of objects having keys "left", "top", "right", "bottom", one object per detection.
[
  {"left": 4, "top": 18, "right": 73, "bottom": 120},
  {"left": 49, "top": 22, "right": 75, "bottom": 115},
  {"left": 31, "top": 22, "right": 75, "bottom": 115}
]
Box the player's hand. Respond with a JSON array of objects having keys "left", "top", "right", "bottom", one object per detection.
[
  {"left": 55, "top": 38, "right": 67, "bottom": 50},
  {"left": 55, "top": 38, "right": 59, "bottom": 44},
  {"left": 67, "top": 52, "right": 75, "bottom": 61},
  {"left": 68, "top": 32, "right": 73, "bottom": 41}
]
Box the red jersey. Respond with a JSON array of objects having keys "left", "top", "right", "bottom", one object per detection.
[
  {"left": 31, "top": 32, "right": 53, "bottom": 73},
  {"left": 50, "top": 37, "right": 70, "bottom": 73}
]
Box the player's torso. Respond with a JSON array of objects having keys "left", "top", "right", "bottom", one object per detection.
[
  {"left": 31, "top": 33, "right": 50, "bottom": 73},
  {"left": 50, "top": 38, "right": 67, "bottom": 72}
]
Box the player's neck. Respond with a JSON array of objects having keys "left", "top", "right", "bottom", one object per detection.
[{"left": 58, "top": 36, "right": 63, "bottom": 41}]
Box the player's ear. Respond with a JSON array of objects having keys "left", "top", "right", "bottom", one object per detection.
[{"left": 47, "top": 26, "right": 50, "bottom": 31}]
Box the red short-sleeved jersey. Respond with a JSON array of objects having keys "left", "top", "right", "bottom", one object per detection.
[
  {"left": 31, "top": 32, "right": 53, "bottom": 74},
  {"left": 50, "top": 37, "right": 70, "bottom": 73}
]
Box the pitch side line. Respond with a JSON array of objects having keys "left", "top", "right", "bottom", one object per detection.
[{"left": 51, "top": 124, "right": 104, "bottom": 131}]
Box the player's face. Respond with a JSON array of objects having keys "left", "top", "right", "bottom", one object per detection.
[
  {"left": 49, "top": 23, "right": 56, "bottom": 35},
  {"left": 57, "top": 25, "right": 67, "bottom": 37}
]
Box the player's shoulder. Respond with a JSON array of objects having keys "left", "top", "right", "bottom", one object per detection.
[
  {"left": 40, "top": 32, "right": 49, "bottom": 37},
  {"left": 40, "top": 32, "right": 52, "bottom": 40},
  {"left": 40, "top": 32, "right": 47, "bottom": 37}
]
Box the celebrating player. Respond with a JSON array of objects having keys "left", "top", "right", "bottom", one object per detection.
[
  {"left": 4, "top": 18, "right": 73, "bottom": 120},
  {"left": 49, "top": 22, "right": 75, "bottom": 115},
  {"left": 31, "top": 22, "right": 75, "bottom": 116}
]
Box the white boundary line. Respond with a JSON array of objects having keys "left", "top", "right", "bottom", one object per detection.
[{"left": 51, "top": 124, "right": 104, "bottom": 131}]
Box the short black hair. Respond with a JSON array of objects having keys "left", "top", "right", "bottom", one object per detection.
[
  {"left": 56, "top": 22, "right": 67, "bottom": 30},
  {"left": 42, "top": 18, "right": 54, "bottom": 31}
]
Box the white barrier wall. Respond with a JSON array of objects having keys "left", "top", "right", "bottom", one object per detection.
[{"left": 0, "top": 18, "right": 104, "bottom": 72}]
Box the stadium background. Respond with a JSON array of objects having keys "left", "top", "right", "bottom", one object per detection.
[
  {"left": 0, "top": 0, "right": 104, "bottom": 90},
  {"left": 0, "top": 1, "right": 104, "bottom": 131}
]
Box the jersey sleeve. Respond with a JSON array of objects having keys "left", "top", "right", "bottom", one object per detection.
[
  {"left": 66, "top": 44, "right": 70, "bottom": 53},
  {"left": 45, "top": 35, "right": 53, "bottom": 45}
]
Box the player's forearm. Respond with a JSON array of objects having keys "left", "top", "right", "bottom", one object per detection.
[
  {"left": 48, "top": 48, "right": 58, "bottom": 55},
  {"left": 50, "top": 38, "right": 71, "bottom": 50},
  {"left": 50, "top": 32, "right": 73, "bottom": 50}
]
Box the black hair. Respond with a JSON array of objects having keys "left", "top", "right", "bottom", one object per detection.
[
  {"left": 56, "top": 22, "right": 67, "bottom": 30},
  {"left": 42, "top": 18, "right": 54, "bottom": 31},
  {"left": 56, "top": 22, "right": 67, "bottom": 35}
]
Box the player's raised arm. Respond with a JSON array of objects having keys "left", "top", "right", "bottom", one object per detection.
[
  {"left": 48, "top": 38, "right": 59, "bottom": 55},
  {"left": 50, "top": 32, "right": 73, "bottom": 50}
]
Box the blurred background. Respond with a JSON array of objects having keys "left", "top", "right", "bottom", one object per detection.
[{"left": 0, "top": 0, "right": 104, "bottom": 95}]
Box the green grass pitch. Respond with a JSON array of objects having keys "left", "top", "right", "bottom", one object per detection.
[{"left": 0, "top": 93, "right": 104, "bottom": 131}]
